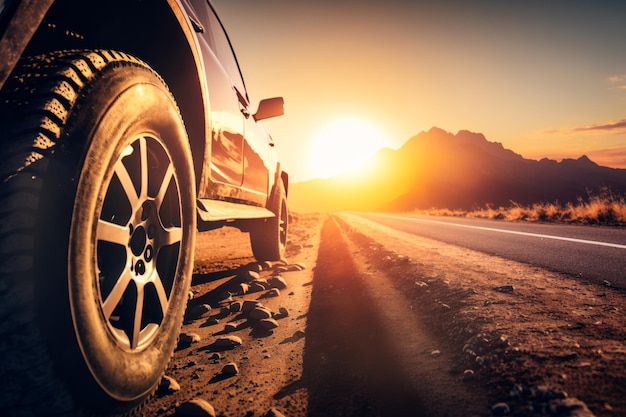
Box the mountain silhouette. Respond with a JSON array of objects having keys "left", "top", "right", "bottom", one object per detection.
[{"left": 290, "top": 127, "right": 626, "bottom": 213}]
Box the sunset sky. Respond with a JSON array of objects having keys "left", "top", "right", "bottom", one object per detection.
[{"left": 212, "top": 0, "right": 626, "bottom": 182}]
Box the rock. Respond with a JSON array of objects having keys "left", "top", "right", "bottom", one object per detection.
[
  {"left": 205, "top": 317, "right": 219, "bottom": 326},
  {"left": 186, "top": 304, "right": 211, "bottom": 320},
  {"left": 265, "top": 407, "right": 286, "bottom": 417},
  {"left": 157, "top": 375, "right": 180, "bottom": 395},
  {"left": 217, "top": 292, "right": 232, "bottom": 302},
  {"left": 268, "top": 276, "right": 288, "bottom": 289},
  {"left": 273, "top": 306, "right": 289, "bottom": 319},
  {"left": 242, "top": 300, "right": 261, "bottom": 312},
  {"left": 248, "top": 262, "right": 263, "bottom": 272},
  {"left": 491, "top": 402, "right": 510, "bottom": 416},
  {"left": 240, "top": 270, "right": 260, "bottom": 282},
  {"left": 221, "top": 362, "right": 239, "bottom": 377},
  {"left": 174, "top": 398, "right": 216, "bottom": 417},
  {"left": 550, "top": 398, "right": 595, "bottom": 417},
  {"left": 237, "top": 283, "right": 249, "bottom": 295},
  {"left": 249, "top": 282, "right": 267, "bottom": 293},
  {"left": 430, "top": 350, "right": 441, "bottom": 356},
  {"left": 259, "top": 318, "right": 279, "bottom": 330},
  {"left": 493, "top": 285, "right": 514, "bottom": 293},
  {"left": 213, "top": 335, "right": 242, "bottom": 349},
  {"left": 249, "top": 306, "right": 273, "bottom": 321},
  {"left": 260, "top": 260, "right": 273, "bottom": 270},
  {"left": 267, "top": 288, "right": 280, "bottom": 297},
  {"left": 229, "top": 301, "right": 242, "bottom": 313},
  {"left": 224, "top": 323, "right": 237, "bottom": 333},
  {"left": 462, "top": 369, "right": 475, "bottom": 381},
  {"left": 178, "top": 332, "right": 201, "bottom": 348}
]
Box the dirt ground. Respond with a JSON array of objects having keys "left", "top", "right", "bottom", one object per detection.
[{"left": 142, "top": 213, "right": 626, "bottom": 417}]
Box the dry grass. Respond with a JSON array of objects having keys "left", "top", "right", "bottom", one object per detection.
[{"left": 417, "top": 187, "right": 626, "bottom": 227}]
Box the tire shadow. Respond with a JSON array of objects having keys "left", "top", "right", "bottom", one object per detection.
[{"left": 299, "top": 216, "right": 433, "bottom": 417}]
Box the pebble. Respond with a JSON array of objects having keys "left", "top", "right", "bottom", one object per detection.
[
  {"left": 229, "top": 301, "right": 242, "bottom": 313},
  {"left": 242, "top": 300, "right": 260, "bottom": 312},
  {"left": 268, "top": 276, "right": 288, "bottom": 289},
  {"left": 493, "top": 285, "right": 514, "bottom": 293},
  {"left": 224, "top": 323, "right": 237, "bottom": 333},
  {"left": 173, "top": 398, "right": 216, "bottom": 417},
  {"left": 550, "top": 398, "right": 595, "bottom": 417},
  {"left": 246, "top": 262, "right": 263, "bottom": 273},
  {"left": 237, "top": 283, "right": 249, "bottom": 295},
  {"left": 221, "top": 362, "right": 239, "bottom": 377},
  {"left": 157, "top": 375, "right": 180, "bottom": 395},
  {"left": 267, "top": 288, "right": 280, "bottom": 297},
  {"left": 178, "top": 332, "right": 201, "bottom": 348},
  {"left": 491, "top": 402, "right": 510, "bottom": 416},
  {"left": 265, "top": 407, "right": 286, "bottom": 417},
  {"left": 186, "top": 304, "right": 211, "bottom": 320},
  {"left": 249, "top": 306, "right": 273, "bottom": 321},
  {"left": 249, "top": 282, "right": 266, "bottom": 293},
  {"left": 259, "top": 318, "right": 279, "bottom": 330},
  {"left": 239, "top": 270, "right": 260, "bottom": 282},
  {"left": 213, "top": 335, "right": 242, "bottom": 349}
]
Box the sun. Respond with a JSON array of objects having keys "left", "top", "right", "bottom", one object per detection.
[{"left": 308, "top": 117, "right": 389, "bottom": 179}]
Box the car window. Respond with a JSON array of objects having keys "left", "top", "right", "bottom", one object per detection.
[{"left": 188, "top": 0, "right": 248, "bottom": 103}]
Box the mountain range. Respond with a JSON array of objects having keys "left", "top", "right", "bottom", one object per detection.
[{"left": 289, "top": 127, "right": 626, "bottom": 213}]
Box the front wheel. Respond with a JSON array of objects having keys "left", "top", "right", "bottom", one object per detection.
[
  {"left": 0, "top": 50, "right": 196, "bottom": 416},
  {"left": 249, "top": 181, "right": 288, "bottom": 261}
]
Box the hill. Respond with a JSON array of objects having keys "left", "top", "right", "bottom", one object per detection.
[{"left": 289, "top": 127, "right": 626, "bottom": 213}]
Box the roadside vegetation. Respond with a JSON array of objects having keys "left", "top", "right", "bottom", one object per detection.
[{"left": 420, "top": 187, "right": 626, "bottom": 227}]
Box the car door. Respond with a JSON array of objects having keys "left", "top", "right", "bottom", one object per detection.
[{"left": 186, "top": 0, "right": 245, "bottom": 193}]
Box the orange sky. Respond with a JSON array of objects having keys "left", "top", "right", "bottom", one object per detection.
[{"left": 212, "top": 0, "right": 626, "bottom": 182}]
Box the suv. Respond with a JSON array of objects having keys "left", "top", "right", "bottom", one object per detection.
[{"left": 0, "top": 1, "right": 287, "bottom": 415}]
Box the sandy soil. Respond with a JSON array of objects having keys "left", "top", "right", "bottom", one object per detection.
[{"left": 142, "top": 213, "right": 626, "bottom": 417}]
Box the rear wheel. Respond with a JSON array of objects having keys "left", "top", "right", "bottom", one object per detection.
[
  {"left": 0, "top": 50, "right": 196, "bottom": 416},
  {"left": 249, "top": 181, "right": 288, "bottom": 261}
]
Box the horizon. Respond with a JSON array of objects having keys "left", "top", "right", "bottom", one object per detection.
[
  {"left": 291, "top": 127, "right": 625, "bottom": 184},
  {"left": 213, "top": 0, "right": 626, "bottom": 183}
]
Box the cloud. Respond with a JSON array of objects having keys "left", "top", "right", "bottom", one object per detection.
[
  {"left": 545, "top": 119, "right": 626, "bottom": 136},
  {"left": 609, "top": 74, "right": 626, "bottom": 91}
]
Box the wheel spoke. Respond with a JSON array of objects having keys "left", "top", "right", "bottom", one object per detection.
[
  {"left": 114, "top": 157, "right": 140, "bottom": 210},
  {"left": 96, "top": 218, "right": 129, "bottom": 246},
  {"left": 131, "top": 284, "right": 145, "bottom": 350},
  {"left": 138, "top": 137, "right": 149, "bottom": 201},
  {"left": 152, "top": 276, "right": 170, "bottom": 317},
  {"left": 161, "top": 226, "right": 183, "bottom": 246},
  {"left": 155, "top": 163, "right": 175, "bottom": 207},
  {"left": 101, "top": 268, "right": 133, "bottom": 320}
]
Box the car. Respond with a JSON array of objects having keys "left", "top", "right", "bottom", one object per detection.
[{"left": 0, "top": 0, "right": 287, "bottom": 415}]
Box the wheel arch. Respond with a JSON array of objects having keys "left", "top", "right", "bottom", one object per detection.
[{"left": 2, "top": 0, "right": 208, "bottom": 192}]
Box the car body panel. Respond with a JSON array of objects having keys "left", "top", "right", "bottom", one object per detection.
[{"left": 0, "top": 0, "right": 286, "bottom": 221}]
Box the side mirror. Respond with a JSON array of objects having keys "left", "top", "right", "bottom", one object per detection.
[{"left": 254, "top": 97, "right": 284, "bottom": 121}]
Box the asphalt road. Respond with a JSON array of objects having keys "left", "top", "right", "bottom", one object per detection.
[{"left": 354, "top": 213, "right": 626, "bottom": 289}]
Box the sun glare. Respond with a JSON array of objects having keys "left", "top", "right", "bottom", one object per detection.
[{"left": 308, "top": 117, "right": 389, "bottom": 179}]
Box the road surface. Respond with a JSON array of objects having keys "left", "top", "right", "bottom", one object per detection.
[{"left": 354, "top": 213, "right": 626, "bottom": 288}]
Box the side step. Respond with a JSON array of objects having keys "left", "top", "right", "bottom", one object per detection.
[{"left": 197, "top": 198, "right": 274, "bottom": 222}]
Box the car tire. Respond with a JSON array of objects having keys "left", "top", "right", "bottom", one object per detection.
[
  {"left": 249, "top": 181, "right": 288, "bottom": 261},
  {"left": 0, "top": 50, "right": 196, "bottom": 416}
]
